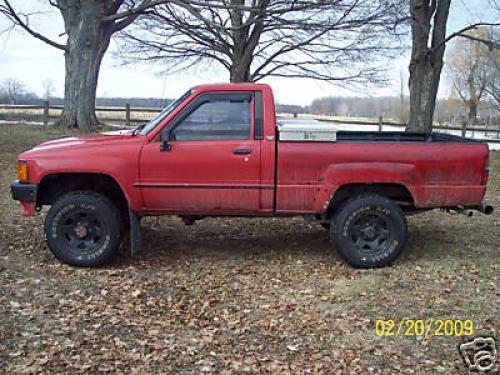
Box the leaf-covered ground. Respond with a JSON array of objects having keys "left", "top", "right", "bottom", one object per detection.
[{"left": 0, "top": 125, "right": 498, "bottom": 374}]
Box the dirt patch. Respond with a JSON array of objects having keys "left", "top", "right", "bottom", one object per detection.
[{"left": 0, "top": 125, "right": 498, "bottom": 373}]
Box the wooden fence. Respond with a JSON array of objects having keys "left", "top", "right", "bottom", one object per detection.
[
  {"left": 0, "top": 102, "right": 161, "bottom": 126},
  {"left": 1, "top": 102, "right": 499, "bottom": 141},
  {"left": 313, "top": 115, "right": 500, "bottom": 139}
]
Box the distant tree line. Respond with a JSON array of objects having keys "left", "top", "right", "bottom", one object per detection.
[
  {"left": 95, "top": 97, "right": 173, "bottom": 108},
  {"left": 0, "top": 78, "right": 173, "bottom": 108},
  {"left": 0, "top": 93, "right": 172, "bottom": 109},
  {"left": 310, "top": 96, "right": 405, "bottom": 119},
  {"left": 309, "top": 95, "right": 498, "bottom": 124}
]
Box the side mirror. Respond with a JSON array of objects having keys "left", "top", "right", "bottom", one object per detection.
[{"left": 159, "top": 131, "right": 172, "bottom": 152}]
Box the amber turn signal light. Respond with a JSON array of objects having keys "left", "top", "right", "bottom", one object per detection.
[{"left": 16, "top": 161, "right": 29, "bottom": 182}]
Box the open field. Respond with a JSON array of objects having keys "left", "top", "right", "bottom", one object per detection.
[
  {"left": 0, "top": 106, "right": 156, "bottom": 124},
  {"left": 0, "top": 125, "right": 498, "bottom": 373}
]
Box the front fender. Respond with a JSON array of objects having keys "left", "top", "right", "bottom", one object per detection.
[{"left": 19, "top": 141, "right": 143, "bottom": 212}]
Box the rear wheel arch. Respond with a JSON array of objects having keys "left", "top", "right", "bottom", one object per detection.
[{"left": 326, "top": 183, "right": 415, "bottom": 217}]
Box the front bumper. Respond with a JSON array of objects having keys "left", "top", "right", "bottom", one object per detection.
[
  {"left": 11, "top": 181, "right": 38, "bottom": 216},
  {"left": 11, "top": 181, "right": 38, "bottom": 202}
]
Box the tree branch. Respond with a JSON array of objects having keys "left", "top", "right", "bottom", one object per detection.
[
  {"left": 458, "top": 33, "right": 500, "bottom": 49},
  {"left": 433, "top": 22, "right": 500, "bottom": 51},
  {"left": 1, "top": 0, "right": 67, "bottom": 50}
]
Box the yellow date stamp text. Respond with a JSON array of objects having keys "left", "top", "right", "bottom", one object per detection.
[{"left": 375, "top": 319, "right": 474, "bottom": 337}]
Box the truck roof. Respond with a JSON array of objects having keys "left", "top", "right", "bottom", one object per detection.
[{"left": 192, "top": 82, "right": 271, "bottom": 92}]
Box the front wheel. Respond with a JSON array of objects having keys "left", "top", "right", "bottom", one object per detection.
[
  {"left": 44, "top": 191, "right": 122, "bottom": 267},
  {"left": 330, "top": 194, "right": 408, "bottom": 268}
]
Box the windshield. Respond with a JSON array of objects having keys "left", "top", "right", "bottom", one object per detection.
[{"left": 139, "top": 90, "right": 192, "bottom": 135}]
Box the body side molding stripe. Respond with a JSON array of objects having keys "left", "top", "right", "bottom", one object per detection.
[{"left": 133, "top": 184, "right": 274, "bottom": 190}]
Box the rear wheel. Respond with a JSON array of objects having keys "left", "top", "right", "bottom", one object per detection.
[
  {"left": 330, "top": 194, "right": 407, "bottom": 268},
  {"left": 44, "top": 191, "right": 122, "bottom": 267}
]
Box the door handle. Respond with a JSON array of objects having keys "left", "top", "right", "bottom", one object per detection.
[{"left": 233, "top": 148, "right": 252, "bottom": 155}]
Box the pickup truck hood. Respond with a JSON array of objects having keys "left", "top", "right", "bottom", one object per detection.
[{"left": 21, "top": 130, "right": 135, "bottom": 155}]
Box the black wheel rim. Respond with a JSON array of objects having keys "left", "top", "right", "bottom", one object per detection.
[
  {"left": 57, "top": 208, "right": 106, "bottom": 253},
  {"left": 348, "top": 211, "right": 392, "bottom": 255}
]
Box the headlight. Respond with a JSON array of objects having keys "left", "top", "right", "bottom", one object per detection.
[{"left": 16, "top": 161, "right": 29, "bottom": 182}]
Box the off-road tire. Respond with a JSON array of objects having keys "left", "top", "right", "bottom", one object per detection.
[
  {"left": 330, "top": 194, "right": 407, "bottom": 268},
  {"left": 44, "top": 191, "right": 122, "bottom": 267}
]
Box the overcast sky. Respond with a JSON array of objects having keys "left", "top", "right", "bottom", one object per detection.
[{"left": 0, "top": 0, "right": 496, "bottom": 105}]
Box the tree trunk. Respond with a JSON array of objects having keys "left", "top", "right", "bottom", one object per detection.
[
  {"left": 229, "top": 63, "right": 251, "bottom": 82},
  {"left": 467, "top": 74, "right": 479, "bottom": 125},
  {"left": 468, "top": 101, "right": 478, "bottom": 124},
  {"left": 59, "top": 35, "right": 111, "bottom": 130},
  {"left": 407, "top": 55, "right": 443, "bottom": 133},
  {"left": 406, "top": 0, "right": 451, "bottom": 133},
  {"left": 228, "top": 0, "right": 252, "bottom": 83},
  {"left": 57, "top": 2, "right": 114, "bottom": 130}
]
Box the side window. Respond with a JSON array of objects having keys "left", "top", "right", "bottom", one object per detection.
[{"left": 171, "top": 99, "right": 251, "bottom": 141}]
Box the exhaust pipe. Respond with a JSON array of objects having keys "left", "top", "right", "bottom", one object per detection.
[
  {"left": 446, "top": 202, "right": 494, "bottom": 216},
  {"left": 476, "top": 203, "right": 494, "bottom": 215}
]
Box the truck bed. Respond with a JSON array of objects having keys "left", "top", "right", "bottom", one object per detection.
[
  {"left": 276, "top": 120, "right": 485, "bottom": 144},
  {"left": 334, "top": 131, "right": 486, "bottom": 144},
  {"left": 275, "top": 132, "right": 489, "bottom": 213}
]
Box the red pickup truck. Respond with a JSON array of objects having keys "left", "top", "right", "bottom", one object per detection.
[{"left": 11, "top": 83, "right": 493, "bottom": 268}]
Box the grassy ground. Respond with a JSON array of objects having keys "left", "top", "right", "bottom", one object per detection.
[{"left": 0, "top": 125, "right": 498, "bottom": 374}]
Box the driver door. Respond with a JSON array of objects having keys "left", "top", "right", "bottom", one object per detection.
[{"left": 138, "top": 92, "right": 262, "bottom": 214}]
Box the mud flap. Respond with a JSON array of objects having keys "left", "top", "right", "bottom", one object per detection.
[{"left": 129, "top": 208, "right": 142, "bottom": 256}]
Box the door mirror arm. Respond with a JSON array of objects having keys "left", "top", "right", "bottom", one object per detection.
[{"left": 159, "top": 131, "right": 172, "bottom": 152}]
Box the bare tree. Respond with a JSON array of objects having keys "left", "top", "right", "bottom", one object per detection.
[
  {"left": 42, "top": 79, "right": 55, "bottom": 101},
  {"left": 406, "top": 0, "right": 499, "bottom": 133},
  {"left": 118, "top": 0, "right": 408, "bottom": 86},
  {"left": 2, "top": 78, "right": 24, "bottom": 104},
  {"left": 447, "top": 27, "right": 498, "bottom": 123},
  {"left": 483, "top": 57, "right": 500, "bottom": 108},
  {"left": 481, "top": 28, "right": 500, "bottom": 108},
  {"left": 0, "top": 0, "right": 170, "bottom": 130}
]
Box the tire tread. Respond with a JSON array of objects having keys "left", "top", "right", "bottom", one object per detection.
[
  {"left": 44, "top": 191, "right": 122, "bottom": 267},
  {"left": 330, "top": 193, "right": 407, "bottom": 268}
]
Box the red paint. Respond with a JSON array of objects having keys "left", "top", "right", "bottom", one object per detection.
[
  {"left": 21, "top": 202, "right": 36, "bottom": 216},
  {"left": 277, "top": 142, "right": 488, "bottom": 211},
  {"left": 16, "top": 83, "right": 490, "bottom": 217}
]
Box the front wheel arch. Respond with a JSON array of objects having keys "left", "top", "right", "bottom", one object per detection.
[{"left": 37, "top": 172, "right": 130, "bottom": 230}]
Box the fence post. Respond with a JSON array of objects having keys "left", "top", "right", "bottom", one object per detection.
[
  {"left": 461, "top": 120, "right": 467, "bottom": 138},
  {"left": 43, "top": 100, "right": 49, "bottom": 126},
  {"left": 378, "top": 116, "right": 383, "bottom": 132},
  {"left": 125, "top": 103, "right": 131, "bottom": 126}
]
